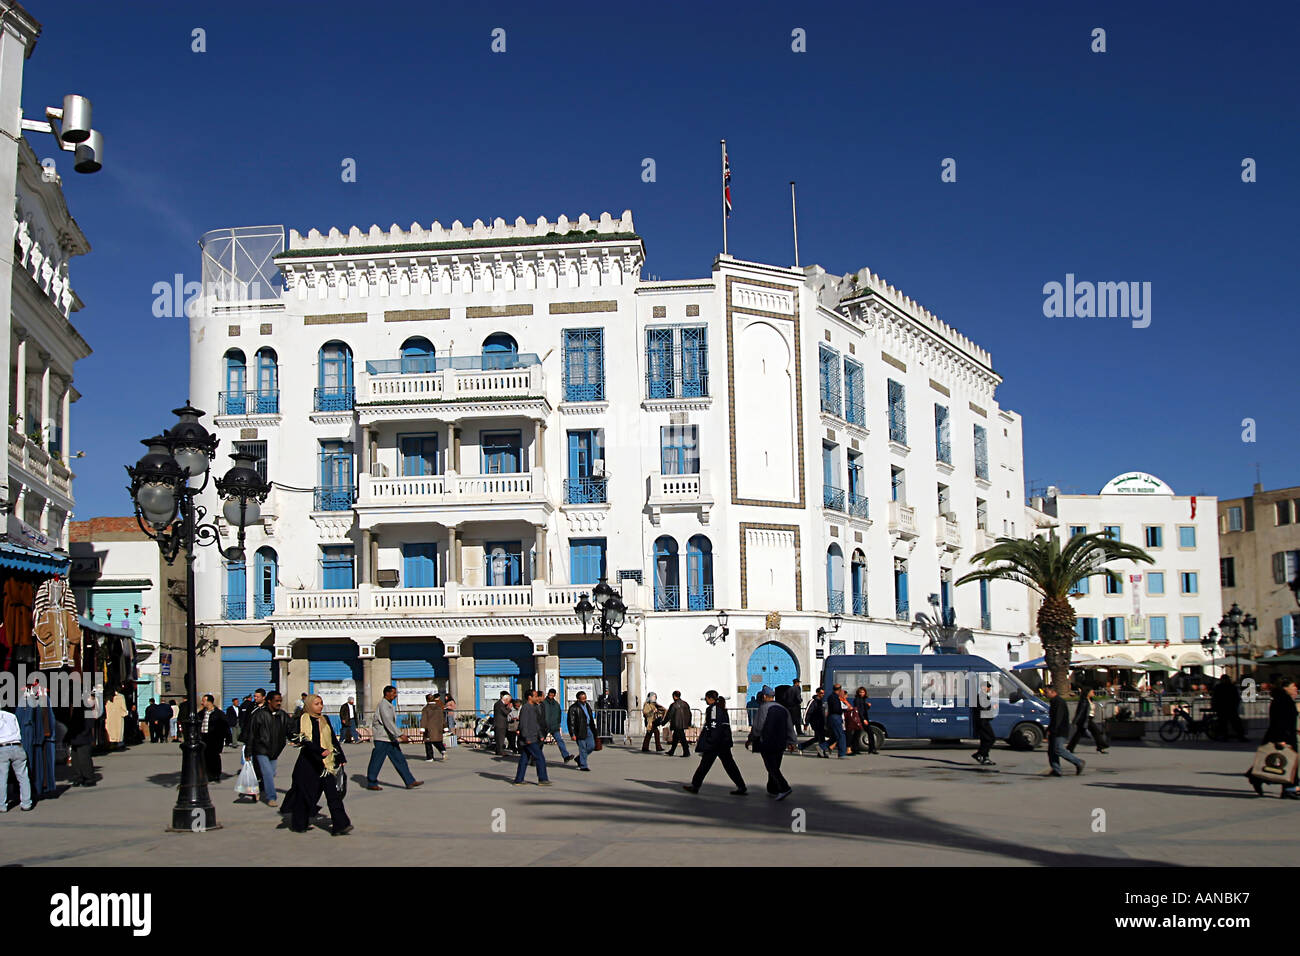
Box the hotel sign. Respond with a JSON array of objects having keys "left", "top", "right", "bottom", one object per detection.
[{"left": 1100, "top": 472, "right": 1173, "bottom": 496}]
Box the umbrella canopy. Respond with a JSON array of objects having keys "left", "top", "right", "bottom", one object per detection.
[
  {"left": 1210, "top": 656, "right": 1255, "bottom": 667},
  {"left": 1013, "top": 654, "right": 1091, "bottom": 670},
  {"left": 1070, "top": 656, "right": 1142, "bottom": 669},
  {"left": 1257, "top": 652, "right": 1300, "bottom": 664}
]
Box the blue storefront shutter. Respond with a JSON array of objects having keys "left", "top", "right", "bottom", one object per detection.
[
  {"left": 390, "top": 641, "right": 449, "bottom": 680},
  {"left": 222, "top": 647, "right": 275, "bottom": 703}
]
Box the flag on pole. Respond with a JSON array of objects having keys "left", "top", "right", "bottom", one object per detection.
[{"left": 723, "top": 148, "right": 732, "bottom": 218}]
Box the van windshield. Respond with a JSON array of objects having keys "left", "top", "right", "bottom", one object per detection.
[{"left": 998, "top": 669, "right": 1039, "bottom": 700}]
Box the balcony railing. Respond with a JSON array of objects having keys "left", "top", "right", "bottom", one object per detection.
[
  {"left": 849, "top": 494, "right": 869, "bottom": 520},
  {"left": 655, "top": 585, "right": 680, "bottom": 612},
  {"left": 357, "top": 471, "right": 547, "bottom": 510},
  {"left": 823, "top": 484, "right": 846, "bottom": 512},
  {"left": 254, "top": 599, "right": 274, "bottom": 619},
  {"left": 895, "top": 597, "right": 910, "bottom": 621},
  {"left": 888, "top": 501, "right": 918, "bottom": 538},
  {"left": 564, "top": 476, "right": 608, "bottom": 505},
  {"left": 564, "top": 381, "right": 605, "bottom": 403},
  {"left": 650, "top": 471, "right": 705, "bottom": 501},
  {"left": 937, "top": 515, "right": 962, "bottom": 549},
  {"left": 361, "top": 363, "right": 545, "bottom": 408},
  {"left": 852, "top": 592, "right": 867, "bottom": 616},
  {"left": 828, "top": 590, "right": 845, "bottom": 614},
  {"left": 219, "top": 390, "right": 280, "bottom": 415},
  {"left": 276, "top": 583, "right": 601, "bottom": 617},
  {"left": 373, "top": 588, "right": 447, "bottom": 612},
  {"left": 687, "top": 585, "right": 714, "bottom": 611},
  {"left": 365, "top": 354, "right": 541, "bottom": 375},
  {"left": 314, "top": 486, "right": 356, "bottom": 511},
  {"left": 9, "top": 428, "right": 72, "bottom": 501},
  {"left": 221, "top": 597, "right": 247, "bottom": 620},
  {"left": 314, "top": 386, "right": 355, "bottom": 412}
]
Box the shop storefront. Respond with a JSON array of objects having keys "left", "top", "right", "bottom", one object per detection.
[
  {"left": 472, "top": 639, "right": 534, "bottom": 710},
  {"left": 221, "top": 646, "right": 276, "bottom": 708},
  {"left": 557, "top": 639, "right": 619, "bottom": 706},
  {"left": 308, "top": 643, "right": 362, "bottom": 734},
  {"left": 389, "top": 641, "right": 449, "bottom": 711}
]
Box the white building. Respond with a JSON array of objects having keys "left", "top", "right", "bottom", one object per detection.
[
  {"left": 1041, "top": 473, "right": 1222, "bottom": 679},
  {"left": 189, "top": 213, "right": 1032, "bottom": 719}
]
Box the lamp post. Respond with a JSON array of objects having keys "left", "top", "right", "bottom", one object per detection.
[
  {"left": 1215, "top": 603, "right": 1257, "bottom": 684},
  {"left": 1201, "top": 627, "right": 1219, "bottom": 678},
  {"left": 575, "top": 577, "right": 625, "bottom": 732},
  {"left": 816, "top": 612, "right": 842, "bottom": 646},
  {"left": 126, "top": 404, "right": 270, "bottom": 832}
]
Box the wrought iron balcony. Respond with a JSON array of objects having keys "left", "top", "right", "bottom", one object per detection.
[
  {"left": 314, "top": 386, "right": 355, "bottom": 412},
  {"left": 564, "top": 476, "right": 608, "bottom": 505},
  {"left": 687, "top": 585, "right": 714, "bottom": 611},
  {"left": 852, "top": 592, "right": 867, "bottom": 616},
  {"left": 221, "top": 597, "right": 247, "bottom": 620},
  {"left": 564, "top": 381, "right": 605, "bottom": 403},
  {"left": 655, "top": 584, "right": 681, "bottom": 612},
  {"left": 828, "top": 589, "right": 845, "bottom": 614},
  {"left": 823, "top": 484, "right": 846, "bottom": 512},
  {"left": 895, "top": 597, "right": 910, "bottom": 621},
  {"left": 314, "top": 486, "right": 356, "bottom": 511},
  {"left": 849, "top": 494, "right": 870, "bottom": 521},
  {"left": 254, "top": 599, "right": 275, "bottom": 619},
  {"left": 219, "top": 390, "right": 280, "bottom": 416}
]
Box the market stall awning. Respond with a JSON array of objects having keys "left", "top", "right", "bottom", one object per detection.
[
  {"left": 0, "top": 541, "right": 70, "bottom": 575},
  {"left": 1070, "top": 656, "right": 1142, "bottom": 669}
]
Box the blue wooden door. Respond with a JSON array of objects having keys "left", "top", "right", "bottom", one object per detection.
[
  {"left": 400, "top": 435, "right": 438, "bottom": 476},
  {"left": 403, "top": 543, "right": 438, "bottom": 588},
  {"left": 744, "top": 643, "right": 798, "bottom": 707}
]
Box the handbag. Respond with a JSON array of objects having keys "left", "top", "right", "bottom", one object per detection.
[
  {"left": 332, "top": 765, "right": 348, "bottom": 798},
  {"left": 1248, "top": 742, "right": 1298, "bottom": 784}
]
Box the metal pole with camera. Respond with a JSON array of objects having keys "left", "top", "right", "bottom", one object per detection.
[{"left": 126, "top": 405, "right": 270, "bottom": 832}]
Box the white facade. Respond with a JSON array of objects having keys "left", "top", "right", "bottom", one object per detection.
[
  {"left": 189, "top": 212, "right": 1031, "bottom": 715},
  {"left": 1045, "top": 473, "right": 1222, "bottom": 676}
]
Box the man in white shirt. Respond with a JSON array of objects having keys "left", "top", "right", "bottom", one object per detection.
[{"left": 0, "top": 709, "right": 33, "bottom": 812}]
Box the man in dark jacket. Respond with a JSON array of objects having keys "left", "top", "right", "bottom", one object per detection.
[
  {"left": 663, "top": 690, "right": 692, "bottom": 758},
  {"left": 683, "top": 690, "right": 746, "bottom": 795},
  {"left": 492, "top": 691, "right": 511, "bottom": 756},
  {"left": 749, "top": 686, "right": 796, "bottom": 799},
  {"left": 1212, "top": 677, "right": 1248, "bottom": 742},
  {"left": 65, "top": 696, "right": 97, "bottom": 786},
  {"left": 567, "top": 691, "right": 596, "bottom": 771},
  {"left": 1045, "top": 687, "right": 1085, "bottom": 776},
  {"left": 788, "top": 683, "right": 804, "bottom": 734},
  {"left": 1249, "top": 679, "right": 1299, "bottom": 797},
  {"left": 799, "top": 686, "right": 830, "bottom": 757},
  {"left": 542, "top": 689, "right": 574, "bottom": 764},
  {"left": 826, "top": 684, "right": 849, "bottom": 759},
  {"left": 238, "top": 690, "right": 263, "bottom": 744},
  {"left": 225, "top": 699, "right": 241, "bottom": 742},
  {"left": 244, "top": 691, "right": 294, "bottom": 805},
  {"left": 972, "top": 680, "right": 997, "bottom": 766},
  {"left": 144, "top": 699, "right": 164, "bottom": 743},
  {"left": 198, "top": 694, "right": 231, "bottom": 781},
  {"left": 511, "top": 690, "right": 551, "bottom": 785},
  {"left": 1067, "top": 687, "right": 1108, "bottom": 754},
  {"left": 339, "top": 697, "right": 360, "bottom": 744}
]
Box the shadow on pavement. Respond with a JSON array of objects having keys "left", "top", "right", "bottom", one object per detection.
[{"left": 1084, "top": 781, "right": 1261, "bottom": 800}]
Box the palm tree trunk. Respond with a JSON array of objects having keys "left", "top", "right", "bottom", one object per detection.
[{"left": 1037, "top": 596, "right": 1077, "bottom": 695}]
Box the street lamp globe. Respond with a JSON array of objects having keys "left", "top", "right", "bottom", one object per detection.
[
  {"left": 1227, "top": 603, "right": 1244, "bottom": 627},
  {"left": 574, "top": 593, "right": 594, "bottom": 632},
  {"left": 216, "top": 450, "right": 267, "bottom": 527},
  {"left": 604, "top": 594, "right": 626, "bottom": 631},
  {"left": 591, "top": 577, "right": 614, "bottom": 611},
  {"left": 716, "top": 609, "right": 729, "bottom": 630},
  {"left": 129, "top": 436, "right": 183, "bottom": 528},
  {"left": 167, "top": 404, "right": 217, "bottom": 481}
]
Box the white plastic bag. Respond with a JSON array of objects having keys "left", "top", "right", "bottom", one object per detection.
[{"left": 234, "top": 747, "right": 259, "bottom": 796}]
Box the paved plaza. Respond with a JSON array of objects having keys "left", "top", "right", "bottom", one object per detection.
[{"left": 0, "top": 737, "right": 1290, "bottom": 867}]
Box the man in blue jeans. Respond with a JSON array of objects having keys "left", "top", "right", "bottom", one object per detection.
[
  {"left": 568, "top": 691, "right": 596, "bottom": 771},
  {"left": 1045, "top": 686, "right": 1086, "bottom": 776},
  {"left": 244, "top": 691, "right": 294, "bottom": 805},
  {"left": 826, "top": 684, "right": 850, "bottom": 758},
  {"left": 512, "top": 690, "right": 551, "bottom": 786},
  {"left": 365, "top": 686, "right": 423, "bottom": 791}
]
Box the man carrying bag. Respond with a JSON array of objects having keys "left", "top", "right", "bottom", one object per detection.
[{"left": 1246, "top": 678, "right": 1299, "bottom": 798}]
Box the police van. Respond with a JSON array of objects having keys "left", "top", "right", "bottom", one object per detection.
[{"left": 820, "top": 654, "right": 1051, "bottom": 751}]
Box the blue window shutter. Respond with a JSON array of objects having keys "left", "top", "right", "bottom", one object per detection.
[
  {"left": 681, "top": 327, "right": 707, "bottom": 397},
  {"left": 646, "top": 328, "right": 674, "bottom": 398},
  {"left": 1149, "top": 617, "right": 1166, "bottom": 641}
]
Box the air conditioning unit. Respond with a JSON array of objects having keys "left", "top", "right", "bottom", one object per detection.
[
  {"left": 376, "top": 568, "right": 399, "bottom": 586},
  {"left": 273, "top": 645, "right": 292, "bottom": 661},
  {"left": 592, "top": 459, "right": 606, "bottom": 477}
]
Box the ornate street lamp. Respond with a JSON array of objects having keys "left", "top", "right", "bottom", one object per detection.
[
  {"left": 1216, "top": 604, "right": 1258, "bottom": 684},
  {"left": 575, "top": 577, "right": 625, "bottom": 725},
  {"left": 126, "top": 405, "right": 270, "bottom": 832}
]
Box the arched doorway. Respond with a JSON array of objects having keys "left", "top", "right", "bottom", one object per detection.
[{"left": 744, "top": 642, "right": 799, "bottom": 708}]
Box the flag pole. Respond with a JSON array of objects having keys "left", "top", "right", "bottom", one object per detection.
[
  {"left": 790, "top": 181, "right": 800, "bottom": 267},
  {"left": 721, "top": 139, "right": 728, "bottom": 256}
]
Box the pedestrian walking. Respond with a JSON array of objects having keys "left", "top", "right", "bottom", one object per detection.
[
  {"left": 244, "top": 690, "right": 295, "bottom": 805},
  {"left": 198, "top": 694, "right": 232, "bottom": 780},
  {"left": 145, "top": 698, "right": 163, "bottom": 743},
  {"left": 663, "top": 690, "right": 692, "bottom": 757},
  {"left": 641, "top": 692, "right": 666, "bottom": 753},
  {"left": 339, "top": 696, "right": 360, "bottom": 744},
  {"left": 65, "top": 695, "right": 98, "bottom": 787},
  {"left": 506, "top": 697, "right": 521, "bottom": 753},
  {"left": 104, "top": 692, "right": 128, "bottom": 750},
  {"left": 225, "top": 699, "right": 241, "bottom": 743},
  {"left": 492, "top": 691, "right": 511, "bottom": 756},
  {"left": 1067, "top": 687, "right": 1109, "bottom": 754},
  {"left": 291, "top": 693, "right": 309, "bottom": 721},
  {"left": 1212, "top": 677, "right": 1248, "bottom": 742},
  {"left": 683, "top": 691, "right": 746, "bottom": 795},
  {"left": 1246, "top": 678, "right": 1299, "bottom": 798},
  {"left": 1045, "top": 687, "right": 1085, "bottom": 776},
  {"left": 541, "top": 689, "right": 573, "bottom": 763},
  {"left": 0, "top": 707, "right": 33, "bottom": 812},
  {"left": 850, "top": 687, "right": 876, "bottom": 754},
  {"left": 239, "top": 691, "right": 262, "bottom": 744},
  {"left": 511, "top": 690, "right": 551, "bottom": 786},
  {"left": 826, "top": 684, "right": 850, "bottom": 758},
  {"left": 799, "top": 687, "right": 830, "bottom": 757},
  {"left": 568, "top": 691, "right": 596, "bottom": 771},
  {"left": 420, "top": 694, "right": 446, "bottom": 762},
  {"left": 748, "top": 686, "right": 796, "bottom": 799},
  {"left": 364, "top": 686, "right": 423, "bottom": 791},
  {"left": 788, "top": 682, "right": 804, "bottom": 735},
  {"left": 282, "top": 694, "right": 352, "bottom": 835},
  {"left": 972, "top": 680, "right": 997, "bottom": 766},
  {"left": 444, "top": 696, "right": 458, "bottom": 748}
]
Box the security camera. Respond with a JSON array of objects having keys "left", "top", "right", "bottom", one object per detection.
[
  {"left": 60, "top": 95, "right": 93, "bottom": 143},
  {"left": 73, "top": 130, "right": 103, "bottom": 174}
]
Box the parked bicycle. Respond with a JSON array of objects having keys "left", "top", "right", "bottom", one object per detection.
[{"left": 1158, "top": 706, "right": 1227, "bottom": 743}]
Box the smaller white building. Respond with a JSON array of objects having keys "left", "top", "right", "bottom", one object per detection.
[{"left": 1041, "top": 473, "right": 1222, "bottom": 679}]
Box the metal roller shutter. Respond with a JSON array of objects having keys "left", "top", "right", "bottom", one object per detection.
[
  {"left": 473, "top": 640, "right": 533, "bottom": 676},
  {"left": 390, "top": 641, "right": 448, "bottom": 680},
  {"left": 222, "top": 648, "right": 275, "bottom": 703}
]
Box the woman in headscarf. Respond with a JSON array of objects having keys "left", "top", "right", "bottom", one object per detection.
[{"left": 282, "top": 694, "right": 352, "bottom": 835}]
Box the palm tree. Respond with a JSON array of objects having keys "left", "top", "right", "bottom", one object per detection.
[{"left": 956, "top": 531, "right": 1154, "bottom": 694}]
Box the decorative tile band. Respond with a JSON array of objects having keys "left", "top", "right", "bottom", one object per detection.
[
  {"left": 304, "top": 312, "right": 368, "bottom": 326},
  {"left": 549, "top": 300, "right": 618, "bottom": 314},
  {"left": 385, "top": 308, "right": 451, "bottom": 322}
]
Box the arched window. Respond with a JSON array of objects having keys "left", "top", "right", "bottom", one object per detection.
[
  {"left": 851, "top": 549, "right": 867, "bottom": 616},
  {"left": 654, "top": 536, "right": 679, "bottom": 611},
  {"left": 316, "top": 341, "right": 354, "bottom": 411},
  {"left": 481, "top": 332, "right": 519, "bottom": 370},
  {"left": 826, "top": 545, "right": 845, "bottom": 614},
  {"left": 255, "top": 547, "right": 278, "bottom": 618},
  {"left": 400, "top": 336, "right": 435, "bottom": 374},
  {"left": 255, "top": 348, "right": 279, "bottom": 413},
  {"left": 223, "top": 349, "right": 247, "bottom": 414},
  {"left": 687, "top": 535, "right": 714, "bottom": 610}
]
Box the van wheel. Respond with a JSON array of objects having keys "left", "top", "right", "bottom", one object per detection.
[
  {"left": 1009, "top": 723, "right": 1043, "bottom": 750},
  {"left": 867, "top": 726, "right": 884, "bottom": 752}
]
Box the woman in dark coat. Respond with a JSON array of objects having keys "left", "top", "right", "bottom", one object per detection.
[
  {"left": 1248, "top": 679, "right": 1298, "bottom": 798},
  {"left": 851, "top": 687, "right": 876, "bottom": 754},
  {"left": 282, "top": 694, "right": 352, "bottom": 834}
]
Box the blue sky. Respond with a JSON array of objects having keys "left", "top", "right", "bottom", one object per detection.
[{"left": 21, "top": 0, "right": 1298, "bottom": 518}]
